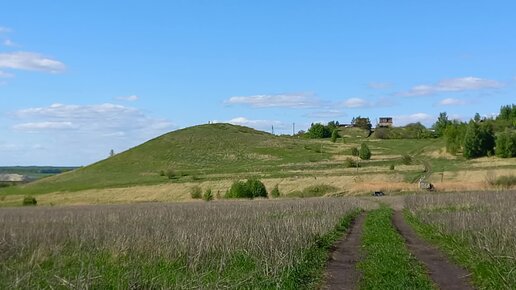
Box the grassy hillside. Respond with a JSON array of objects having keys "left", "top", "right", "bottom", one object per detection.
[{"left": 2, "top": 124, "right": 330, "bottom": 195}]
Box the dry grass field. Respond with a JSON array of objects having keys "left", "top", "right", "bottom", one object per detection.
[
  {"left": 0, "top": 197, "right": 374, "bottom": 289},
  {"left": 405, "top": 191, "right": 516, "bottom": 288}
]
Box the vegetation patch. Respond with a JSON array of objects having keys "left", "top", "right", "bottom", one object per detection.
[
  {"left": 287, "top": 184, "right": 338, "bottom": 198},
  {"left": 358, "top": 206, "right": 434, "bottom": 289}
]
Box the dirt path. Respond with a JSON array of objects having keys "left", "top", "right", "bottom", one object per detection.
[
  {"left": 392, "top": 211, "right": 474, "bottom": 290},
  {"left": 324, "top": 213, "right": 365, "bottom": 290}
]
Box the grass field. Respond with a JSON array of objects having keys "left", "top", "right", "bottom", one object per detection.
[
  {"left": 0, "top": 197, "right": 373, "bottom": 289},
  {"left": 1, "top": 124, "right": 515, "bottom": 207},
  {"left": 405, "top": 191, "right": 516, "bottom": 289}
]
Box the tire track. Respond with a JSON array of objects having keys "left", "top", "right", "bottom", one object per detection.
[
  {"left": 392, "top": 211, "right": 474, "bottom": 290},
  {"left": 324, "top": 213, "right": 365, "bottom": 290}
]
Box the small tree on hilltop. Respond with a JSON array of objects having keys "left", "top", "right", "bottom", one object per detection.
[
  {"left": 331, "top": 129, "right": 339, "bottom": 143},
  {"left": 307, "top": 123, "right": 331, "bottom": 139},
  {"left": 359, "top": 143, "right": 371, "bottom": 160}
]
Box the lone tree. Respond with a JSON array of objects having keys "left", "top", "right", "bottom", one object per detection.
[
  {"left": 432, "top": 112, "right": 452, "bottom": 137},
  {"left": 331, "top": 129, "right": 339, "bottom": 143},
  {"left": 359, "top": 143, "right": 372, "bottom": 160}
]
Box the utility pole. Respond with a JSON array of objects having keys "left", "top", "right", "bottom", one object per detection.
[
  {"left": 292, "top": 123, "right": 295, "bottom": 136},
  {"left": 271, "top": 125, "right": 274, "bottom": 135}
]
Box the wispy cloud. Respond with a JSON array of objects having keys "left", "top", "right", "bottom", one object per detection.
[
  {"left": 399, "top": 77, "right": 502, "bottom": 97},
  {"left": 0, "top": 70, "right": 13, "bottom": 78},
  {"left": 115, "top": 95, "right": 139, "bottom": 102},
  {"left": 0, "top": 51, "right": 66, "bottom": 73},
  {"left": 225, "top": 93, "right": 319, "bottom": 108},
  {"left": 368, "top": 82, "right": 391, "bottom": 89},
  {"left": 343, "top": 98, "right": 371, "bottom": 108},
  {"left": 341, "top": 97, "right": 396, "bottom": 109},
  {"left": 394, "top": 113, "right": 434, "bottom": 126},
  {"left": 13, "top": 103, "right": 173, "bottom": 134},
  {"left": 438, "top": 98, "right": 467, "bottom": 106},
  {"left": 14, "top": 121, "right": 76, "bottom": 131},
  {"left": 305, "top": 110, "right": 346, "bottom": 118},
  {"left": 0, "top": 26, "right": 11, "bottom": 34},
  {"left": 3, "top": 39, "right": 16, "bottom": 47}
]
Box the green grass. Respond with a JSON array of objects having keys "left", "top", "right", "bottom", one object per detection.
[
  {"left": 404, "top": 210, "right": 516, "bottom": 290},
  {"left": 358, "top": 206, "right": 434, "bottom": 290},
  {"left": 287, "top": 184, "right": 339, "bottom": 198}
]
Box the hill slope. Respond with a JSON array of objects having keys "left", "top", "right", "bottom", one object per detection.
[{"left": 4, "top": 124, "right": 329, "bottom": 194}]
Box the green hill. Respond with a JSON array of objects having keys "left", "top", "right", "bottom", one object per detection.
[{"left": 3, "top": 124, "right": 329, "bottom": 195}]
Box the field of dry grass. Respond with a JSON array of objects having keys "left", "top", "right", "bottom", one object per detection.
[
  {"left": 405, "top": 191, "right": 516, "bottom": 288},
  {"left": 0, "top": 197, "right": 374, "bottom": 289}
]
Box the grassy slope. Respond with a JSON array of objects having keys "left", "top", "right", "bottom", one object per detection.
[{"left": 2, "top": 124, "right": 330, "bottom": 195}]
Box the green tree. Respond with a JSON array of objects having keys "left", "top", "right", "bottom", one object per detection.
[
  {"left": 496, "top": 129, "right": 516, "bottom": 158},
  {"left": 433, "top": 112, "right": 452, "bottom": 137},
  {"left": 330, "top": 129, "right": 339, "bottom": 143},
  {"left": 444, "top": 121, "right": 466, "bottom": 154},
  {"left": 351, "top": 116, "right": 372, "bottom": 130},
  {"left": 359, "top": 143, "right": 372, "bottom": 160},
  {"left": 307, "top": 123, "right": 331, "bottom": 139},
  {"left": 463, "top": 121, "right": 495, "bottom": 159}
]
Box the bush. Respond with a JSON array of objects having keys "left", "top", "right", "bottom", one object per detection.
[
  {"left": 350, "top": 147, "right": 359, "bottom": 156},
  {"left": 288, "top": 184, "right": 338, "bottom": 198},
  {"left": 190, "top": 186, "right": 202, "bottom": 199},
  {"left": 225, "top": 179, "right": 268, "bottom": 199},
  {"left": 203, "top": 189, "right": 213, "bottom": 201},
  {"left": 331, "top": 130, "right": 339, "bottom": 143},
  {"left": 401, "top": 154, "right": 412, "bottom": 165},
  {"left": 495, "top": 129, "right": 516, "bottom": 158},
  {"left": 494, "top": 175, "right": 516, "bottom": 189},
  {"left": 166, "top": 168, "right": 176, "bottom": 179},
  {"left": 389, "top": 164, "right": 395, "bottom": 170},
  {"left": 159, "top": 170, "right": 165, "bottom": 176},
  {"left": 271, "top": 184, "right": 281, "bottom": 198},
  {"left": 22, "top": 196, "right": 37, "bottom": 206},
  {"left": 344, "top": 157, "right": 358, "bottom": 168},
  {"left": 359, "top": 143, "right": 371, "bottom": 160}
]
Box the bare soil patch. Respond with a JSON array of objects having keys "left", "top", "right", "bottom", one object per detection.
[
  {"left": 392, "top": 211, "right": 474, "bottom": 290},
  {"left": 324, "top": 213, "right": 365, "bottom": 290}
]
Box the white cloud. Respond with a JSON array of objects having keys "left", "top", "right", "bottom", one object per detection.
[
  {"left": 14, "top": 121, "right": 76, "bottom": 131},
  {"left": 0, "top": 27, "right": 11, "bottom": 34},
  {"left": 3, "top": 39, "right": 16, "bottom": 47},
  {"left": 115, "top": 95, "right": 139, "bottom": 102},
  {"left": 438, "top": 98, "right": 467, "bottom": 106},
  {"left": 305, "top": 110, "right": 346, "bottom": 118},
  {"left": 0, "top": 70, "right": 13, "bottom": 78},
  {"left": 13, "top": 103, "right": 174, "bottom": 135},
  {"left": 0, "top": 51, "right": 65, "bottom": 73},
  {"left": 394, "top": 113, "right": 434, "bottom": 126},
  {"left": 225, "top": 93, "right": 319, "bottom": 108},
  {"left": 399, "top": 77, "right": 502, "bottom": 97},
  {"left": 368, "top": 82, "right": 391, "bottom": 89},
  {"left": 343, "top": 98, "right": 371, "bottom": 108}
]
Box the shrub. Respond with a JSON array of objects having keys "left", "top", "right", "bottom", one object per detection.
[
  {"left": 22, "top": 196, "right": 37, "bottom": 206},
  {"left": 271, "top": 184, "right": 281, "bottom": 198},
  {"left": 495, "top": 129, "right": 516, "bottom": 158},
  {"left": 494, "top": 175, "right": 516, "bottom": 189},
  {"left": 288, "top": 184, "right": 338, "bottom": 198},
  {"left": 350, "top": 147, "right": 359, "bottom": 156},
  {"left": 159, "top": 170, "right": 165, "bottom": 176},
  {"left": 166, "top": 168, "right": 176, "bottom": 179},
  {"left": 190, "top": 186, "right": 202, "bottom": 199},
  {"left": 331, "top": 130, "right": 339, "bottom": 143},
  {"left": 359, "top": 143, "right": 371, "bottom": 160},
  {"left": 225, "top": 179, "right": 268, "bottom": 199},
  {"left": 401, "top": 154, "right": 412, "bottom": 165},
  {"left": 389, "top": 164, "right": 395, "bottom": 170},
  {"left": 344, "top": 157, "right": 358, "bottom": 168},
  {"left": 203, "top": 189, "right": 213, "bottom": 201}
]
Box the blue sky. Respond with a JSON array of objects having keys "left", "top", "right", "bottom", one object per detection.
[{"left": 1, "top": 1, "right": 515, "bottom": 166}]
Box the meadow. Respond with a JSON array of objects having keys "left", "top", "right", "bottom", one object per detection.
[
  {"left": 405, "top": 191, "right": 516, "bottom": 289},
  {"left": 0, "top": 197, "right": 373, "bottom": 289}
]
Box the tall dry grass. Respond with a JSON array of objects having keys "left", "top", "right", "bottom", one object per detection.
[
  {"left": 0, "top": 198, "right": 371, "bottom": 288},
  {"left": 405, "top": 191, "right": 516, "bottom": 287}
]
